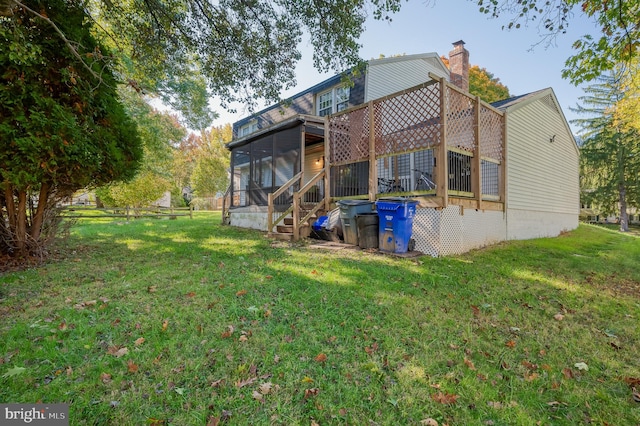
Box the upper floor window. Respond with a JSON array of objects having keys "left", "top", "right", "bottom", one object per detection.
[
  {"left": 239, "top": 120, "right": 258, "bottom": 137},
  {"left": 317, "top": 86, "right": 350, "bottom": 117}
]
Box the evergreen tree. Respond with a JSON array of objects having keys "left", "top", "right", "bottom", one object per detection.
[{"left": 572, "top": 70, "right": 640, "bottom": 232}]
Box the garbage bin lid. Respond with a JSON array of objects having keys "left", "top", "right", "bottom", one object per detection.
[
  {"left": 376, "top": 197, "right": 418, "bottom": 204},
  {"left": 337, "top": 200, "right": 374, "bottom": 206}
]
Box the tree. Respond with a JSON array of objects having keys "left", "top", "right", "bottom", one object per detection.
[
  {"left": 191, "top": 125, "right": 232, "bottom": 198},
  {"left": 3, "top": 0, "right": 635, "bottom": 120},
  {"left": 573, "top": 69, "right": 640, "bottom": 232},
  {"left": 441, "top": 57, "right": 510, "bottom": 103},
  {"left": 469, "top": 66, "right": 511, "bottom": 104},
  {"left": 0, "top": 0, "right": 142, "bottom": 258},
  {"left": 96, "top": 93, "right": 187, "bottom": 208}
]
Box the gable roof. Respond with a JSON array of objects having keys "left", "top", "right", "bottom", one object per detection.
[{"left": 492, "top": 87, "right": 578, "bottom": 153}]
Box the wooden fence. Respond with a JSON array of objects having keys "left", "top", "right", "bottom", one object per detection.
[{"left": 60, "top": 205, "right": 193, "bottom": 220}]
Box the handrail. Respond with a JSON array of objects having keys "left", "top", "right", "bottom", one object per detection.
[
  {"left": 221, "top": 184, "right": 231, "bottom": 225},
  {"left": 299, "top": 170, "right": 325, "bottom": 195},
  {"left": 272, "top": 172, "right": 303, "bottom": 200},
  {"left": 267, "top": 172, "right": 303, "bottom": 234},
  {"left": 267, "top": 170, "right": 327, "bottom": 241}
]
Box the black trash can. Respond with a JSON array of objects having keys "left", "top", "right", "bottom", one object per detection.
[
  {"left": 356, "top": 213, "right": 379, "bottom": 249},
  {"left": 336, "top": 200, "right": 375, "bottom": 245}
]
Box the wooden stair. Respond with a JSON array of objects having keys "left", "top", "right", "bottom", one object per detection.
[{"left": 269, "top": 206, "right": 325, "bottom": 241}]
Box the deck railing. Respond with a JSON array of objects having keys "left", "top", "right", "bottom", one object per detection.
[{"left": 327, "top": 75, "right": 505, "bottom": 209}]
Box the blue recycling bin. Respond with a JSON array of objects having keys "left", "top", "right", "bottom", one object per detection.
[
  {"left": 375, "top": 198, "right": 419, "bottom": 253},
  {"left": 337, "top": 200, "right": 375, "bottom": 245}
]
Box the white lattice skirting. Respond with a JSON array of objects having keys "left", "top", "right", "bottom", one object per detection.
[{"left": 413, "top": 206, "right": 507, "bottom": 257}]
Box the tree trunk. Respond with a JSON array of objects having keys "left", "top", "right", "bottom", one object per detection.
[
  {"left": 15, "top": 190, "right": 28, "bottom": 253},
  {"left": 30, "top": 183, "right": 50, "bottom": 242},
  {"left": 619, "top": 182, "right": 629, "bottom": 232}
]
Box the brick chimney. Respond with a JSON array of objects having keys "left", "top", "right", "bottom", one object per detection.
[{"left": 449, "top": 40, "right": 469, "bottom": 92}]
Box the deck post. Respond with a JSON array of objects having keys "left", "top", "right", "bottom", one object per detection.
[
  {"left": 473, "top": 96, "right": 482, "bottom": 209},
  {"left": 292, "top": 192, "right": 300, "bottom": 241},
  {"left": 368, "top": 101, "right": 377, "bottom": 202},
  {"left": 324, "top": 116, "right": 331, "bottom": 211},
  {"left": 267, "top": 193, "right": 274, "bottom": 233},
  {"left": 436, "top": 77, "right": 449, "bottom": 207},
  {"left": 500, "top": 113, "right": 507, "bottom": 205}
]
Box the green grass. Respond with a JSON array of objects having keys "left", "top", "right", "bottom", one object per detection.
[{"left": 1, "top": 213, "right": 639, "bottom": 425}]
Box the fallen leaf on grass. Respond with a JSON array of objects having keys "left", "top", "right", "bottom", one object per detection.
[
  {"left": 107, "top": 346, "right": 129, "bottom": 358},
  {"left": 100, "top": 372, "right": 112, "bottom": 384},
  {"left": 574, "top": 362, "right": 589, "bottom": 371},
  {"left": 134, "top": 337, "right": 145, "bottom": 346},
  {"left": 236, "top": 290, "right": 247, "bottom": 297},
  {"left": 2, "top": 366, "right": 26, "bottom": 378},
  {"left": 147, "top": 286, "right": 157, "bottom": 293},
  {"left": 127, "top": 360, "right": 138, "bottom": 373},
  {"left": 74, "top": 300, "right": 97, "bottom": 310},
  {"left": 521, "top": 360, "right": 538, "bottom": 370},
  {"left": 624, "top": 377, "right": 640, "bottom": 387},
  {"left": 553, "top": 313, "right": 565, "bottom": 321},
  {"left": 464, "top": 357, "right": 476, "bottom": 370},
  {"left": 238, "top": 335, "right": 248, "bottom": 342},
  {"left": 301, "top": 376, "right": 314, "bottom": 383},
  {"left": 505, "top": 340, "right": 516, "bottom": 348},
  {"left": 186, "top": 292, "right": 196, "bottom": 298},
  {"left": 210, "top": 379, "right": 225, "bottom": 388},
  {"left": 525, "top": 372, "right": 539, "bottom": 381},
  {"left": 315, "top": 353, "right": 327, "bottom": 363},
  {"left": 471, "top": 305, "right": 480, "bottom": 317},
  {"left": 304, "top": 388, "right": 319, "bottom": 399},
  {"left": 364, "top": 342, "right": 379, "bottom": 354},
  {"left": 235, "top": 377, "right": 257, "bottom": 388},
  {"left": 206, "top": 417, "right": 220, "bottom": 426},
  {"left": 562, "top": 368, "right": 574, "bottom": 379},
  {"left": 431, "top": 392, "right": 459, "bottom": 405},
  {"left": 633, "top": 387, "right": 640, "bottom": 403},
  {"left": 259, "top": 382, "right": 273, "bottom": 395},
  {"left": 221, "top": 325, "right": 234, "bottom": 338},
  {"left": 420, "top": 419, "right": 438, "bottom": 426},
  {"left": 252, "top": 390, "right": 263, "bottom": 401},
  {"left": 161, "top": 320, "right": 169, "bottom": 332}
]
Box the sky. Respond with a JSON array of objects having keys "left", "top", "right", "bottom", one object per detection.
[{"left": 209, "top": 0, "right": 602, "bottom": 134}]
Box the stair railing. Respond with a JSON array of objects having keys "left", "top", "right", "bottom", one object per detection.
[
  {"left": 221, "top": 184, "right": 231, "bottom": 225},
  {"left": 267, "top": 170, "right": 327, "bottom": 241}
]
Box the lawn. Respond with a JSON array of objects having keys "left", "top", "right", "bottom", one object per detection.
[{"left": 1, "top": 213, "right": 639, "bottom": 425}]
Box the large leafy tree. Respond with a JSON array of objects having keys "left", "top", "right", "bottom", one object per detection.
[
  {"left": 0, "top": 0, "right": 142, "bottom": 258},
  {"left": 191, "top": 125, "right": 232, "bottom": 198},
  {"left": 573, "top": 69, "right": 640, "bottom": 232},
  {"left": 96, "top": 92, "right": 186, "bottom": 208},
  {"left": 442, "top": 57, "right": 511, "bottom": 103},
  {"left": 2, "top": 0, "right": 635, "bottom": 118},
  {"left": 474, "top": 0, "right": 640, "bottom": 84}
]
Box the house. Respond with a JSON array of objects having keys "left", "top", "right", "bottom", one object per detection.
[{"left": 223, "top": 41, "right": 580, "bottom": 256}]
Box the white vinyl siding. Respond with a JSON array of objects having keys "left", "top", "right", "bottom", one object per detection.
[
  {"left": 365, "top": 55, "right": 449, "bottom": 101},
  {"left": 505, "top": 93, "right": 579, "bottom": 219}
]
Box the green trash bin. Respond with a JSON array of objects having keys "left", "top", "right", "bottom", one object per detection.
[{"left": 336, "top": 200, "right": 375, "bottom": 245}]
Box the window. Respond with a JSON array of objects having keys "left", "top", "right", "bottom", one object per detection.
[
  {"left": 317, "top": 86, "right": 350, "bottom": 116},
  {"left": 239, "top": 120, "right": 258, "bottom": 137},
  {"left": 336, "top": 86, "right": 350, "bottom": 112},
  {"left": 318, "top": 91, "right": 333, "bottom": 117}
]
